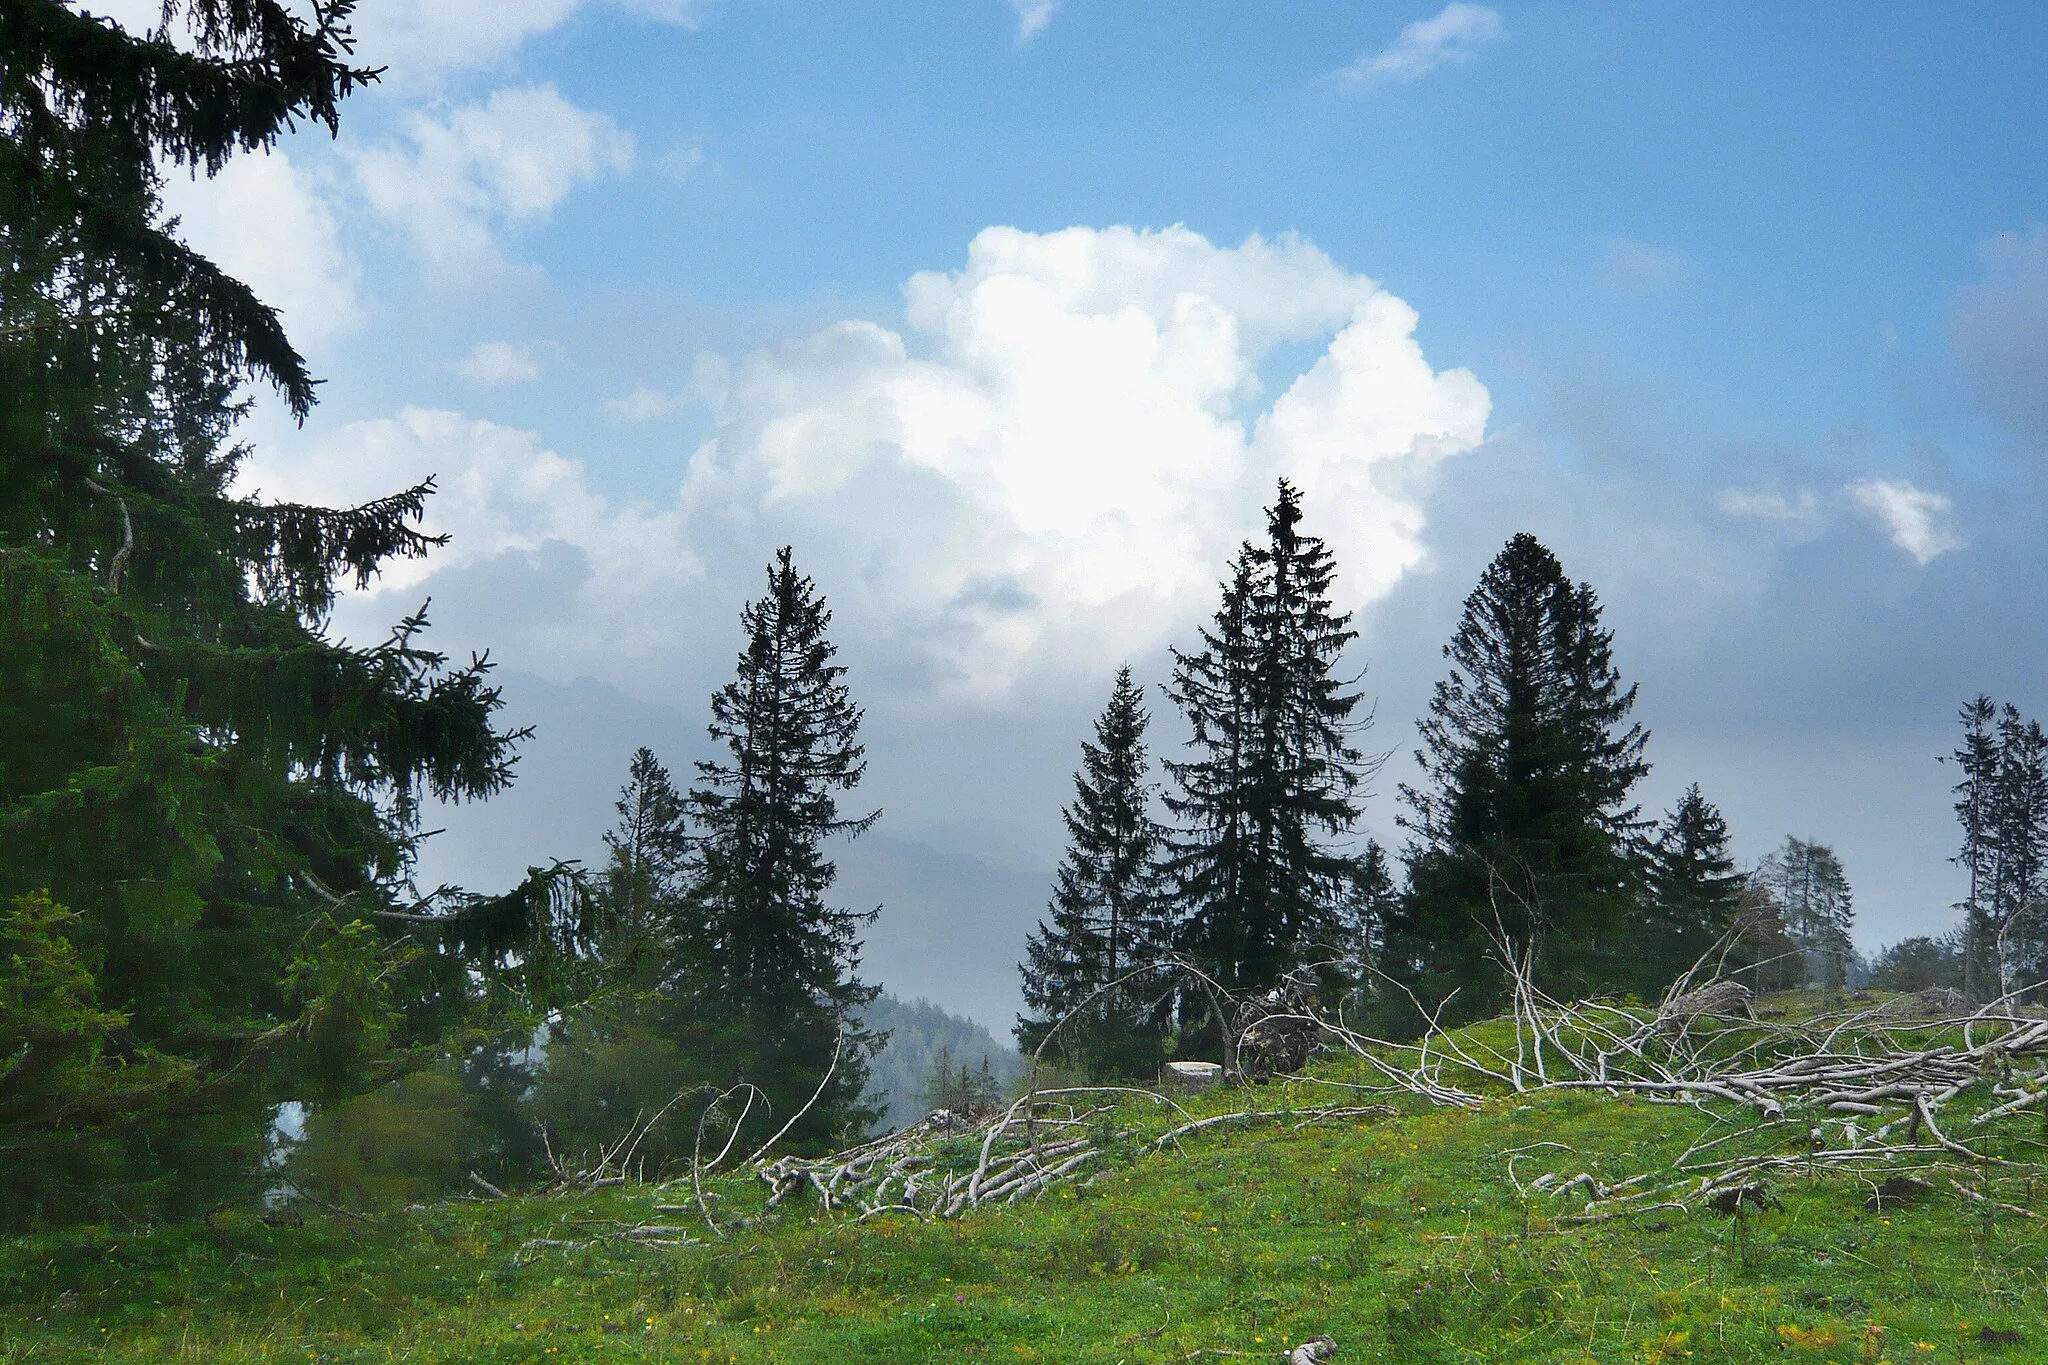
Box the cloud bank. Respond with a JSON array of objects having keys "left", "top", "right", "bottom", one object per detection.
[{"left": 256, "top": 225, "right": 1491, "bottom": 697}]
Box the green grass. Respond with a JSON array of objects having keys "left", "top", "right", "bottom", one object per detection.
[{"left": 5, "top": 1057, "right": 2046, "bottom": 1362}]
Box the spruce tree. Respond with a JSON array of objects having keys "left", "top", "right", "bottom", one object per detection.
[
  {"left": 1016, "top": 666, "right": 1170, "bottom": 1076},
  {"left": 1752, "top": 837, "right": 1855, "bottom": 992},
  {"left": 1386, "top": 533, "right": 1649, "bottom": 1023},
  {"left": 1164, "top": 479, "right": 1374, "bottom": 992},
  {"left": 680, "top": 548, "right": 882, "bottom": 1149},
  {"left": 598, "top": 746, "right": 689, "bottom": 958},
  {"left": 1952, "top": 696, "right": 2001, "bottom": 1002},
  {"left": 1947, "top": 699, "right": 2048, "bottom": 1001},
  {"left": 1336, "top": 838, "right": 1398, "bottom": 1000},
  {"left": 1949, "top": 702, "right": 2048, "bottom": 1000},
  {"left": 1639, "top": 784, "right": 1745, "bottom": 987},
  {"left": 1, "top": 3, "right": 540, "bottom": 1222}
]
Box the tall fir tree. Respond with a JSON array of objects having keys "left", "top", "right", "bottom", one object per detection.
[
  {"left": 598, "top": 746, "right": 689, "bottom": 960},
  {"left": 1989, "top": 707, "right": 2048, "bottom": 998},
  {"left": 680, "top": 548, "right": 882, "bottom": 1149},
  {"left": 1336, "top": 838, "right": 1398, "bottom": 1000},
  {"left": 1639, "top": 784, "right": 1746, "bottom": 987},
  {"left": 1, "top": 2, "right": 543, "bottom": 1224},
  {"left": 1386, "top": 533, "right": 1649, "bottom": 1024},
  {"left": 1752, "top": 837, "right": 1855, "bottom": 992},
  {"left": 1163, "top": 479, "right": 1374, "bottom": 993},
  {"left": 1952, "top": 696, "right": 2001, "bottom": 1003},
  {"left": 1950, "top": 700, "right": 2048, "bottom": 1001},
  {"left": 517, "top": 748, "right": 695, "bottom": 1177},
  {"left": 1016, "top": 666, "right": 1171, "bottom": 1076}
]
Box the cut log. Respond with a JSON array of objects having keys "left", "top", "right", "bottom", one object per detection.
[{"left": 1163, "top": 1061, "right": 1223, "bottom": 1092}]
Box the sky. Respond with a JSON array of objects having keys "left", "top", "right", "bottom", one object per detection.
[{"left": 106, "top": 0, "right": 2048, "bottom": 1030}]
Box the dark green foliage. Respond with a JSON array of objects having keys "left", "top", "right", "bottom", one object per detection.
[
  {"left": 1638, "top": 784, "right": 1745, "bottom": 988},
  {"left": 1017, "top": 667, "right": 1172, "bottom": 1077},
  {"left": 0, "top": 2, "right": 549, "bottom": 1224},
  {"left": 0, "top": 892, "right": 194, "bottom": 1141},
  {"left": 678, "top": 548, "right": 883, "bottom": 1150},
  {"left": 1868, "top": 934, "right": 1966, "bottom": 992},
  {"left": 1387, "top": 533, "right": 1650, "bottom": 1025},
  {"left": 0, "top": 0, "right": 377, "bottom": 433},
  {"left": 1163, "top": 479, "right": 1375, "bottom": 994}
]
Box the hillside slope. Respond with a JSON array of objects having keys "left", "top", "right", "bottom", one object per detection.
[
  {"left": 5, "top": 1040, "right": 2045, "bottom": 1363},
  {"left": 859, "top": 994, "right": 1023, "bottom": 1132}
]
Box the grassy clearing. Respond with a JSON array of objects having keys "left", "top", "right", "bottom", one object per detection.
[{"left": 5, "top": 1052, "right": 2047, "bottom": 1362}]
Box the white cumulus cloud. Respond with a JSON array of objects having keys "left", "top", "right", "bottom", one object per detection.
[
  {"left": 160, "top": 148, "right": 361, "bottom": 343},
  {"left": 252, "top": 225, "right": 1490, "bottom": 698},
  {"left": 1336, "top": 3, "right": 1505, "bottom": 92},
  {"left": 458, "top": 341, "right": 542, "bottom": 387},
  {"left": 240, "top": 408, "right": 700, "bottom": 654},
  {"left": 353, "top": 84, "right": 634, "bottom": 271},
  {"left": 1847, "top": 479, "right": 1965, "bottom": 564}
]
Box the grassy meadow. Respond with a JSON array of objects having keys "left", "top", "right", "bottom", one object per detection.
[{"left": 5, "top": 1012, "right": 2046, "bottom": 1364}]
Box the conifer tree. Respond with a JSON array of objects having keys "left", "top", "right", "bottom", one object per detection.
[
  {"left": 1164, "top": 479, "right": 1374, "bottom": 992},
  {"left": 1752, "top": 837, "right": 1855, "bottom": 992},
  {"left": 1953, "top": 696, "right": 2001, "bottom": 1002},
  {"left": 1386, "top": 533, "right": 1649, "bottom": 1023},
  {"left": 1639, "top": 784, "right": 1745, "bottom": 988},
  {"left": 1989, "top": 708, "right": 2048, "bottom": 997},
  {"left": 916, "top": 1046, "right": 1001, "bottom": 1117},
  {"left": 1016, "top": 667, "right": 1170, "bottom": 1075},
  {"left": 1951, "top": 699, "right": 2048, "bottom": 1000},
  {"left": 680, "top": 548, "right": 882, "bottom": 1149},
  {"left": 1336, "top": 838, "right": 1398, "bottom": 997},
  {"left": 1, "top": 2, "right": 542, "bottom": 1222},
  {"left": 598, "top": 747, "right": 689, "bottom": 957}
]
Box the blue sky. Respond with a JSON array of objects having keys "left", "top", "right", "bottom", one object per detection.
[{"left": 119, "top": 0, "right": 2048, "bottom": 1027}]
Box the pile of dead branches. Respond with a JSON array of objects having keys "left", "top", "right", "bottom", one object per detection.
[
  {"left": 753, "top": 1089, "right": 1393, "bottom": 1224},
  {"left": 1270, "top": 930, "right": 2048, "bottom": 1224}
]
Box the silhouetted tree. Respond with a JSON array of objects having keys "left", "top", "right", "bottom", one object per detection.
[
  {"left": 1017, "top": 667, "right": 1171, "bottom": 1076},
  {"left": 1868, "top": 934, "right": 1965, "bottom": 993},
  {"left": 1385, "top": 533, "right": 1649, "bottom": 1024},
  {"left": 1335, "top": 838, "right": 1397, "bottom": 1002},
  {"left": 1164, "top": 480, "right": 1376, "bottom": 994},
  {"left": 1639, "top": 784, "right": 1746, "bottom": 988},
  {"left": 1949, "top": 698, "right": 2048, "bottom": 1001},
  {"left": 916, "top": 1046, "right": 1001, "bottom": 1117},
  {"left": 1753, "top": 837, "right": 1854, "bottom": 992},
  {"left": 0, "top": 1, "right": 543, "bottom": 1224},
  {"left": 598, "top": 747, "right": 689, "bottom": 959},
  {"left": 680, "top": 548, "right": 882, "bottom": 1149}
]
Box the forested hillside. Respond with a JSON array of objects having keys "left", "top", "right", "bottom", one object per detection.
[{"left": 857, "top": 994, "right": 1022, "bottom": 1131}]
